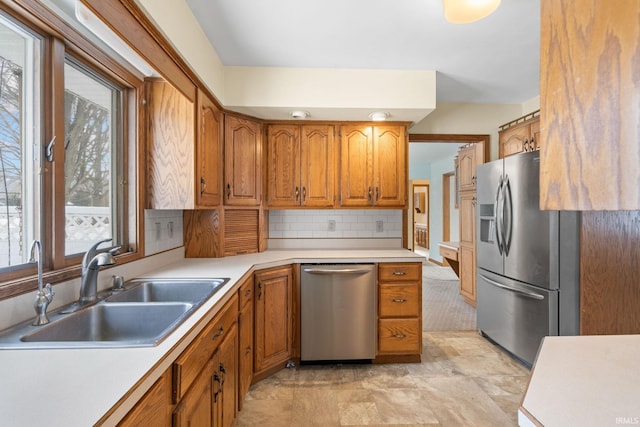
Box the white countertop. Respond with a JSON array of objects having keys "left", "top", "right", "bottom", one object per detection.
[
  {"left": 519, "top": 335, "right": 640, "bottom": 427},
  {"left": 0, "top": 249, "right": 423, "bottom": 426}
]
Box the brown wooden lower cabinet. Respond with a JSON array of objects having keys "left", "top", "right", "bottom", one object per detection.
[
  {"left": 254, "top": 266, "right": 293, "bottom": 380},
  {"left": 117, "top": 369, "right": 173, "bottom": 427},
  {"left": 376, "top": 262, "right": 422, "bottom": 361},
  {"left": 237, "top": 276, "right": 254, "bottom": 411},
  {"left": 118, "top": 261, "right": 426, "bottom": 424}
]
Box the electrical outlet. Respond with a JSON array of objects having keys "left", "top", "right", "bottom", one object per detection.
[
  {"left": 376, "top": 220, "right": 384, "bottom": 232},
  {"left": 155, "top": 222, "right": 161, "bottom": 241},
  {"left": 168, "top": 221, "right": 174, "bottom": 238},
  {"left": 328, "top": 220, "right": 336, "bottom": 232}
]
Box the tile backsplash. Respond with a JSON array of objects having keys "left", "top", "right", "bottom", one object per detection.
[
  {"left": 144, "top": 210, "right": 183, "bottom": 255},
  {"left": 268, "top": 209, "right": 403, "bottom": 239}
]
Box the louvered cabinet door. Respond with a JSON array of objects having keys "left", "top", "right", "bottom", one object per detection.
[{"left": 223, "top": 209, "right": 259, "bottom": 256}]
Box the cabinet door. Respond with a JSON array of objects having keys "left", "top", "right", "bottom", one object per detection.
[
  {"left": 459, "top": 191, "right": 476, "bottom": 306},
  {"left": 541, "top": 0, "right": 640, "bottom": 210},
  {"left": 218, "top": 323, "right": 238, "bottom": 427},
  {"left": 173, "top": 358, "right": 216, "bottom": 427},
  {"left": 373, "top": 125, "right": 406, "bottom": 207},
  {"left": 499, "top": 122, "right": 530, "bottom": 158},
  {"left": 300, "top": 125, "right": 336, "bottom": 207},
  {"left": 530, "top": 118, "right": 541, "bottom": 151},
  {"left": 118, "top": 370, "right": 172, "bottom": 427},
  {"left": 224, "top": 115, "right": 262, "bottom": 206},
  {"left": 266, "top": 125, "right": 300, "bottom": 207},
  {"left": 459, "top": 244, "right": 476, "bottom": 306},
  {"left": 457, "top": 145, "right": 477, "bottom": 192},
  {"left": 238, "top": 294, "right": 254, "bottom": 411},
  {"left": 339, "top": 125, "right": 374, "bottom": 207},
  {"left": 147, "top": 79, "right": 196, "bottom": 209},
  {"left": 197, "top": 89, "right": 223, "bottom": 207},
  {"left": 254, "top": 266, "right": 293, "bottom": 376}
]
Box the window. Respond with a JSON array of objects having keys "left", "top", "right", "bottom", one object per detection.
[
  {"left": 0, "top": 6, "right": 141, "bottom": 293},
  {"left": 0, "top": 13, "right": 42, "bottom": 269},
  {"left": 63, "top": 60, "right": 122, "bottom": 256}
]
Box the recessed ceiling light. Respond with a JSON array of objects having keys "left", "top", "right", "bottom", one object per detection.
[
  {"left": 369, "top": 112, "right": 389, "bottom": 121},
  {"left": 290, "top": 110, "right": 310, "bottom": 119}
]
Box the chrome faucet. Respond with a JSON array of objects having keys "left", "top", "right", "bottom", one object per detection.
[
  {"left": 29, "top": 240, "right": 54, "bottom": 326},
  {"left": 79, "top": 238, "right": 121, "bottom": 304}
]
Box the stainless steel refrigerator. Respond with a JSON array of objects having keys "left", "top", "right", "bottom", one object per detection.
[{"left": 476, "top": 150, "right": 580, "bottom": 366}]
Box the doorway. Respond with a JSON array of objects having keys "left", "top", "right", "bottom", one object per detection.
[
  {"left": 412, "top": 182, "right": 429, "bottom": 259},
  {"left": 404, "top": 134, "right": 489, "bottom": 264}
]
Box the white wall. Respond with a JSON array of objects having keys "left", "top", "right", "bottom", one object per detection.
[
  {"left": 410, "top": 102, "right": 523, "bottom": 161},
  {"left": 144, "top": 210, "right": 184, "bottom": 255},
  {"left": 136, "top": 0, "right": 226, "bottom": 103}
]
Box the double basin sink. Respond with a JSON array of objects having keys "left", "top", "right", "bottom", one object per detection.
[{"left": 0, "top": 278, "right": 229, "bottom": 349}]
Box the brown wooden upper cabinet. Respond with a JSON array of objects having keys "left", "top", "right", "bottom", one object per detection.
[
  {"left": 146, "top": 79, "right": 196, "bottom": 209},
  {"left": 197, "top": 89, "right": 223, "bottom": 207},
  {"left": 146, "top": 82, "right": 224, "bottom": 210},
  {"left": 498, "top": 112, "right": 540, "bottom": 159},
  {"left": 339, "top": 124, "right": 407, "bottom": 208},
  {"left": 224, "top": 115, "right": 262, "bottom": 206},
  {"left": 457, "top": 143, "right": 484, "bottom": 192},
  {"left": 540, "top": 0, "right": 640, "bottom": 210},
  {"left": 266, "top": 124, "right": 336, "bottom": 208}
]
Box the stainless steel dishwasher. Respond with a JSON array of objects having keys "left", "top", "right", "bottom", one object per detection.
[{"left": 300, "top": 264, "right": 376, "bottom": 361}]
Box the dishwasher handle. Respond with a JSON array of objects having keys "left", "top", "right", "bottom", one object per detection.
[{"left": 303, "top": 268, "right": 372, "bottom": 275}]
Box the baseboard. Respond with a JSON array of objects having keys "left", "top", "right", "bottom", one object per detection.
[{"left": 428, "top": 258, "right": 443, "bottom": 266}]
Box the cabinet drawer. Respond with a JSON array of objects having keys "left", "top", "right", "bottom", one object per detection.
[
  {"left": 378, "top": 263, "right": 421, "bottom": 281},
  {"left": 238, "top": 276, "right": 253, "bottom": 309},
  {"left": 172, "top": 294, "right": 238, "bottom": 402},
  {"left": 379, "top": 284, "right": 419, "bottom": 318},
  {"left": 378, "top": 318, "right": 421, "bottom": 354},
  {"left": 439, "top": 245, "right": 458, "bottom": 262}
]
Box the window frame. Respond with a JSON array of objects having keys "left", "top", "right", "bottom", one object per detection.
[{"left": 0, "top": 1, "right": 144, "bottom": 300}]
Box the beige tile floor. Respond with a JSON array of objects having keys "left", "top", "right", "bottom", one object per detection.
[{"left": 236, "top": 331, "right": 530, "bottom": 427}]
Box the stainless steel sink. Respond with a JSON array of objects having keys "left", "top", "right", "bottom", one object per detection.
[
  {"left": 20, "top": 303, "right": 192, "bottom": 347},
  {"left": 0, "top": 277, "right": 230, "bottom": 349},
  {"left": 106, "top": 278, "right": 228, "bottom": 304}
]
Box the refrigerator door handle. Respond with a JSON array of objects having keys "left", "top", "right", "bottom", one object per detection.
[
  {"left": 479, "top": 274, "right": 545, "bottom": 300},
  {"left": 495, "top": 177, "right": 504, "bottom": 255},
  {"left": 503, "top": 175, "right": 513, "bottom": 256}
]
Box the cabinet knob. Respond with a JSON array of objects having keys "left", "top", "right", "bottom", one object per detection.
[
  {"left": 257, "top": 282, "right": 262, "bottom": 300},
  {"left": 226, "top": 183, "right": 231, "bottom": 199},
  {"left": 295, "top": 186, "right": 299, "bottom": 201},
  {"left": 368, "top": 187, "right": 373, "bottom": 202},
  {"left": 375, "top": 186, "right": 379, "bottom": 202},
  {"left": 302, "top": 187, "right": 306, "bottom": 202}
]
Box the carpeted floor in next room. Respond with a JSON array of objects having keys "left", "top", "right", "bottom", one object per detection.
[{"left": 422, "top": 262, "right": 477, "bottom": 332}]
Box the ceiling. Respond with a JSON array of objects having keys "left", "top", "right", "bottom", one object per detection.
[{"left": 185, "top": 0, "right": 540, "bottom": 105}]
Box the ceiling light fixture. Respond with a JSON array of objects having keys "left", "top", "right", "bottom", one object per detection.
[
  {"left": 290, "top": 110, "right": 310, "bottom": 119},
  {"left": 442, "top": 0, "right": 501, "bottom": 24},
  {"left": 369, "top": 112, "right": 389, "bottom": 121}
]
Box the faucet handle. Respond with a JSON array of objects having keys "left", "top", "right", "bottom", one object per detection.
[
  {"left": 108, "top": 246, "right": 122, "bottom": 256},
  {"left": 112, "top": 275, "right": 125, "bottom": 293}
]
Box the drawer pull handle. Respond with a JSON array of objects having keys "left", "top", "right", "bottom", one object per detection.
[
  {"left": 392, "top": 271, "right": 407, "bottom": 276},
  {"left": 392, "top": 333, "right": 407, "bottom": 339},
  {"left": 212, "top": 326, "right": 224, "bottom": 340},
  {"left": 391, "top": 298, "right": 407, "bottom": 303}
]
